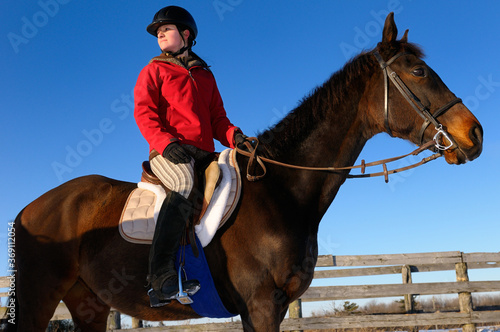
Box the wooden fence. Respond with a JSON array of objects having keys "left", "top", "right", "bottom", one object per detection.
[{"left": 1, "top": 251, "right": 499, "bottom": 331}]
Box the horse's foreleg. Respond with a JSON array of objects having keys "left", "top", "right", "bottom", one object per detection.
[
  {"left": 63, "top": 280, "right": 110, "bottom": 332},
  {"left": 240, "top": 310, "right": 282, "bottom": 332},
  {"left": 239, "top": 293, "right": 284, "bottom": 332}
]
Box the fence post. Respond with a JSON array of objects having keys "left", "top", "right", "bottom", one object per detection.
[
  {"left": 131, "top": 317, "right": 143, "bottom": 328},
  {"left": 402, "top": 264, "right": 414, "bottom": 313},
  {"left": 288, "top": 299, "right": 303, "bottom": 332},
  {"left": 106, "top": 310, "right": 121, "bottom": 330},
  {"left": 455, "top": 258, "right": 476, "bottom": 332}
]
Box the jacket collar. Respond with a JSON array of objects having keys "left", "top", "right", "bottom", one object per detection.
[{"left": 149, "top": 53, "right": 204, "bottom": 70}]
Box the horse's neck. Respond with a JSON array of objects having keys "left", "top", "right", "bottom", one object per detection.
[
  {"left": 289, "top": 102, "right": 369, "bottom": 215},
  {"left": 261, "top": 61, "right": 374, "bottom": 218}
]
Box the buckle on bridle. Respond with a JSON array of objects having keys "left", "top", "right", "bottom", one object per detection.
[{"left": 433, "top": 125, "right": 454, "bottom": 151}]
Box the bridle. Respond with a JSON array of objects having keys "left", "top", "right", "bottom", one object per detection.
[
  {"left": 235, "top": 51, "right": 464, "bottom": 183},
  {"left": 373, "top": 50, "right": 462, "bottom": 150}
]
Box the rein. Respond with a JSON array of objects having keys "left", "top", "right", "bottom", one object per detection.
[
  {"left": 236, "top": 51, "right": 462, "bottom": 183},
  {"left": 236, "top": 138, "right": 441, "bottom": 183}
]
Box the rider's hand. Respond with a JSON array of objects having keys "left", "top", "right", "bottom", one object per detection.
[
  {"left": 234, "top": 132, "right": 248, "bottom": 148},
  {"left": 162, "top": 142, "right": 191, "bottom": 164}
]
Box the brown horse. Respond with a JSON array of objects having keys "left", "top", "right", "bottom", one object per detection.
[{"left": 4, "top": 13, "right": 483, "bottom": 332}]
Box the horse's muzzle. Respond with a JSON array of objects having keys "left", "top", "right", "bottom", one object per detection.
[{"left": 444, "top": 122, "right": 483, "bottom": 164}]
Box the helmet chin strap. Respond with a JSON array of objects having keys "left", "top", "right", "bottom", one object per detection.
[{"left": 169, "top": 45, "right": 189, "bottom": 57}]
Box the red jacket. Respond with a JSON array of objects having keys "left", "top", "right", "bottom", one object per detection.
[{"left": 134, "top": 55, "right": 239, "bottom": 154}]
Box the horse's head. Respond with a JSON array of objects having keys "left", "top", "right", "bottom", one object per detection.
[{"left": 368, "top": 13, "right": 483, "bottom": 164}]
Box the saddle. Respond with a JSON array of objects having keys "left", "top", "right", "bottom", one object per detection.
[{"left": 119, "top": 148, "right": 241, "bottom": 247}]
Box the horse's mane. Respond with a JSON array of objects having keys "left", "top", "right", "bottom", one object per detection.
[{"left": 258, "top": 42, "right": 424, "bottom": 159}]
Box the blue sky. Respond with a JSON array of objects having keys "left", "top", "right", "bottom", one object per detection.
[{"left": 1, "top": 0, "right": 499, "bottom": 313}]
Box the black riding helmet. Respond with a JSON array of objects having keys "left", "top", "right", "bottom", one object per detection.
[{"left": 147, "top": 6, "right": 198, "bottom": 39}]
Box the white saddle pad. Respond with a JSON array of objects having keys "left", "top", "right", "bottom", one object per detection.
[{"left": 119, "top": 149, "right": 241, "bottom": 247}]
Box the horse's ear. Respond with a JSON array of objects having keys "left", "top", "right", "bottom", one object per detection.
[
  {"left": 382, "top": 12, "right": 397, "bottom": 44},
  {"left": 401, "top": 29, "right": 409, "bottom": 43}
]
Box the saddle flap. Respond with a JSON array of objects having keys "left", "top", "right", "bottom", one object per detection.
[{"left": 198, "top": 160, "right": 221, "bottom": 224}]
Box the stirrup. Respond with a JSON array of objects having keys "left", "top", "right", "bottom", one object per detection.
[
  {"left": 148, "top": 266, "right": 201, "bottom": 307},
  {"left": 175, "top": 265, "right": 200, "bottom": 305}
]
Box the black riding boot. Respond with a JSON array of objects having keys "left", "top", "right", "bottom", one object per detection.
[{"left": 147, "top": 191, "right": 200, "bottom": 307}]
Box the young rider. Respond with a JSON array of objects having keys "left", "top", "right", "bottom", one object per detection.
[{"left": 134, "top": 5, "right": 246, "bottom": 306}]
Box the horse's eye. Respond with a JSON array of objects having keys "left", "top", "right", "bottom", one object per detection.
[{"left": 412, "top": 67, "right": 426, "bottom": 77}]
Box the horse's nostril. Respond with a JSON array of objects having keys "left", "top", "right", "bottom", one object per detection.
[
  {"left": 464, "top": 124, "right": 484, "bottom": 162},
  {"left": 470, "top": 124, "right": 484, "bottom": 144}
]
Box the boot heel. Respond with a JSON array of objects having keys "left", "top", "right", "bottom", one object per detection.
[{"left": 148, "top": 288, "right": 171, "bottom": 308}]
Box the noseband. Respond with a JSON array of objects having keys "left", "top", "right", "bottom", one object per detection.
[{"left": 373, "top": 51, "right": 461, "bottom": 150}]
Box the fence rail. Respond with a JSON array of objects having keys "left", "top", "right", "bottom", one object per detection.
[
  {"left": 1, "top": 251, "right": 499, "bottom": 331},
  {"left": 296, "top": 251, "right": 500, "bottom": 331}
]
